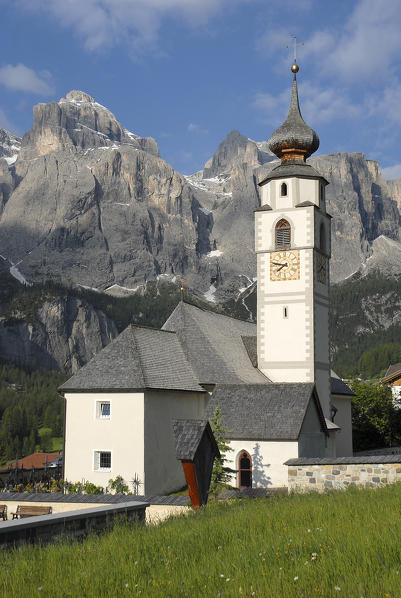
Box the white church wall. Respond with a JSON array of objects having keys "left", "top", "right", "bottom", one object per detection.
[
  {"left": 227, "top": 439, "right": 298, "bottom": 488},
  {"left": 331, "top": 394, "right": 353, "bottom": 456},
  {"left": 64, "top": 392, "right": 145, "bottom": 489},
  {"left": 144, "top": 391, "right": 206, "bottom": 495}
]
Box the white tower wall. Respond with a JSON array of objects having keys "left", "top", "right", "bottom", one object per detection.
[{"left": 256, "top": 175, "right": 331, "bottom": 418}]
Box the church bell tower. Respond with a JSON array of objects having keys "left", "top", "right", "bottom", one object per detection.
[{"left": 255, "top": 61, "right": 331, "bottom": 418}]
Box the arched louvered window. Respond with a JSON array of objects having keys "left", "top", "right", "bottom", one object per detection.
[
  {"left": 275, "top": 219, "right": 291, "bottom": 248},
  {"left": 280, "top": 182, "right": 288, "bottom": 197},
  {"left": 238, "top": 450, "right": 252, "bottom": 488},
  {"left": 320, "top": 222, "right": 326, "bottom": 253}
]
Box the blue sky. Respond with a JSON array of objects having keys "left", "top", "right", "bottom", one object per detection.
[{"left": 1, "top": 0, "right": 401, "bottom": 177}]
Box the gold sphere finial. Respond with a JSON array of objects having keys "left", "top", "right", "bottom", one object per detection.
[{"left": 291, "top": 62, "right": 299, "bottom": 74}]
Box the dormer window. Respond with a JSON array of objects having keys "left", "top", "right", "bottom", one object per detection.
[
  {"left": 275, "top": 219, "right": 291, "bottom": 248},
  {"left": 280, "top": 182, "right": 288, "bottom": 197}
]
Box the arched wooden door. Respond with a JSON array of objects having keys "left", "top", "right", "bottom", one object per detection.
[{"left": 238, "top": 450, "right": 252, "bottom": 488}]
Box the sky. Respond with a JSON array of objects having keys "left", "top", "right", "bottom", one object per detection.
[{"left": 1, "top": 0, "right": 401, "bottom": 177}]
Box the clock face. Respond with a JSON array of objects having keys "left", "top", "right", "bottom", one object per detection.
[
  {"left": 270, "top": 250, "right": 300, "bottom": 281},
  {"left": 316, "top": 252, "right": 327, "bottom": 284}
]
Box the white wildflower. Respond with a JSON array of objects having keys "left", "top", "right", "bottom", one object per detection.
[
  {"left": 334, "top": 586, "right": 341, "bottom": 591},
  {"left": 294, "top": 576, "right": 298, "bottom": 581},
  {"left": 226, "top": 578, "right": 230, "bottom": 582}
]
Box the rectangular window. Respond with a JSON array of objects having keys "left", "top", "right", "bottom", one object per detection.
[
  {"left": 94, "top": 451, "right": 111, "bottom": 471},
  {"left": 96, "top": 400, "right": 111, "bottom": 419}
]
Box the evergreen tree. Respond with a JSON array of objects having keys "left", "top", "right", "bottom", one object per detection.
[{"left": 209, "top": 407, "right": 235, "bottom": 493}]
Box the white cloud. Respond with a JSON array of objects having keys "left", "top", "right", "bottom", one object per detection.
[
  {"left": 17, "top": 0, "right": 249, "bottom": 54},
  {"left": 187, "top": 123, "right": 208, "bottom": 134},
  {"left": 0, "top": 64, "right": 54, "bottom": 95},
  {"left": 301, "top": 0, "right": 401, "bottom": 82},
  {"left": 253, "top": 81, "right": 361, "bottom": 126},
  {"left": 381, "top": 164, "right": 401, "bottom": 180}
]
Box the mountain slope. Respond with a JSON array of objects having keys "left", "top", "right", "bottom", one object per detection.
[{"left": 0, "top": 92, "right": 400, "bottom": 301}]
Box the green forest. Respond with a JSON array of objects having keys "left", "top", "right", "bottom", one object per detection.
[{"left": 0, "top": 363, "right": 66, "bottom": 464}]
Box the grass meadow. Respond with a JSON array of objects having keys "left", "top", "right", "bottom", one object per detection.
[{"left": 1, "top": 485, "right": 401, "bottom": 597}]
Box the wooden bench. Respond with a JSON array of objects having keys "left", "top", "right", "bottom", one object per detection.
[
  {"left": 0, "top": 505, "right": 7, "bottom": 521},
  {"left": 12, "top": 505, "right": 52, "bottom": 519}
]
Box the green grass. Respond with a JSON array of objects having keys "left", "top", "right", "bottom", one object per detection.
[{"left": 2, "top": 485, "right": 401, "bottom": 597}]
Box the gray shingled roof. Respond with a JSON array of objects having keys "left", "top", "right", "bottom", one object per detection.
[
  {"left": 162, "top": 303, "right": 269, "bottom": 385},
  {"left": 60, "top": 325, "right": 204, "bottom": 393},
  {"left": 205, "top": 383, "right": 325, "bottom": 440},
  {"left": 0, "top": 492, "right": 188, "bottom": 506},
  {"left": 330, "top": 370, "right": 354, "bottom": 396},
  {"left": 259, "top": 161, "right": 328, "bottom": 186},
  {"left": 172, "top": 419, "right": 219, "bottom": 461}
]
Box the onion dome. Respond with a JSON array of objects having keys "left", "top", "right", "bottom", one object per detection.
[{"left": 268, "top": 63, "right": 319, "bottom": 163}]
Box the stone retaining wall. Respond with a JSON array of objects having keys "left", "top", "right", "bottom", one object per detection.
[
  {"left": 285, "top": 456, "right": 401, "bottom": 491},
  {"left": 0, "top": 501, "right": 148, "bottom": 549}
]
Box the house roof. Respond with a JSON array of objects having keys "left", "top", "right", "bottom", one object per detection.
[
  {"left": 330, "top": 370, "right": 355, "bottom": 396},
  {"left": 162, "top": 302, "right": 269, "bottom": 385},
  {"left": 7, "top": 453, "right": 61, "bottom": 470},
  {"left": 205, "top": 383, "right": 326, "bottom": 440},
  {"left": 172, "top": 419, "right": 220, "bottom": 461},
  {"left": 59, "top": 325, "right": 204, "bottom": 393},
  {"left": 382, "top": 363, "right": 401, "bottom": 384}
]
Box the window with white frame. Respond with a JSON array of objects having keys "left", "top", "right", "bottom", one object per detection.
[
  {"left": 94, "top": 451, "right": 112, "bottom": 471},
  {"left": 96, "top": 400, "right": 111, "bottom": 419}
]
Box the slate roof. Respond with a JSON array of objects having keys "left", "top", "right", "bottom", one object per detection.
[
  {"left": 172, "top": 419, "right": 219, "bottom": 461},
  {"left": 382, "top": 363, "right": 401, "bottom": 384},
  {"left": 286, "top": 455, "right": 401, "bottom": 466},
  {"left": 259, "top": 161, "right": 328, "bottom": 186},
  {"left": 0, "top": 492, "right": 188, "bottom": 506},
  {"left": 205, "top": 383, "right": 326, "bottom": 440},
  {"left": 60, "top": 325, "right": 203, "bottom": 393},
  {"left": 330, "top": 370, "right": 354, "bottom": 396},
  {"left": 162, "top": 302, "right": 269, "bottom": 385}
]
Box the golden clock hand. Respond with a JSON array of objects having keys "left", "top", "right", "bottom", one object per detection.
[{"left": 277, "top": 263, "right": 288, "bottom": 272}]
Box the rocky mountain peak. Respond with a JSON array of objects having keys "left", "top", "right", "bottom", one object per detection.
[
  {"left": 203, "top": 129, "right": 274, "bottom": 179},
  {"left": 0, "top": 129, "right": 21, "bottom": 164},
  {"left": 65, "top": 90, "right": 95, "bottom": 103},
  {"left": 19, "top": 90, "right": 159, "bottom": 161}
]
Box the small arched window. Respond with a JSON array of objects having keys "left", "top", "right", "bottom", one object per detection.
[
  {"left": 280, "top": 182, "right": 288, "bottom": 197},
  {"left": 238, "top": 450, "right": 252, "bottom": 488},
  {"left": 275, "top": 219, "right": 291, "bottom": 248},
  {"left": 320, "top": 223, "right": 326, "bottom": 253}
]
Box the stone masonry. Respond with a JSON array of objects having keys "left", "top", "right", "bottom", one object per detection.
[{"left": 285, "top": 456, "right": 401, "bottom": 491}]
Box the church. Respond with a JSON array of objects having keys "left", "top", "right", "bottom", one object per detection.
[{"left": 60, "top": 61, "right": 354, "bottom": 494}]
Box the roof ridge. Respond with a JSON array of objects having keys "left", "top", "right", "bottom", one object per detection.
[
  {"left": 130, "top": 323, "right": 176, "bottom": 334},
  {"left": 182, "top": 301, "right": 256, "bottom": 325},
  {"left": 130, "top": 327, "right": 146, "bottom": 388}
]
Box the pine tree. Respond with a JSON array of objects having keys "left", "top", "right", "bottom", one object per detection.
[{"left": 209, "top": 406, "right": 235, "bottom": 494}]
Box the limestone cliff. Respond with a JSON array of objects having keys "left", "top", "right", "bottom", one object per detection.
[
  {"left": 0, "top": 293, "right": 117, "bottom": 372},
  {"left": 0, "top": 93, "right": 400, "bottom": 303}
]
